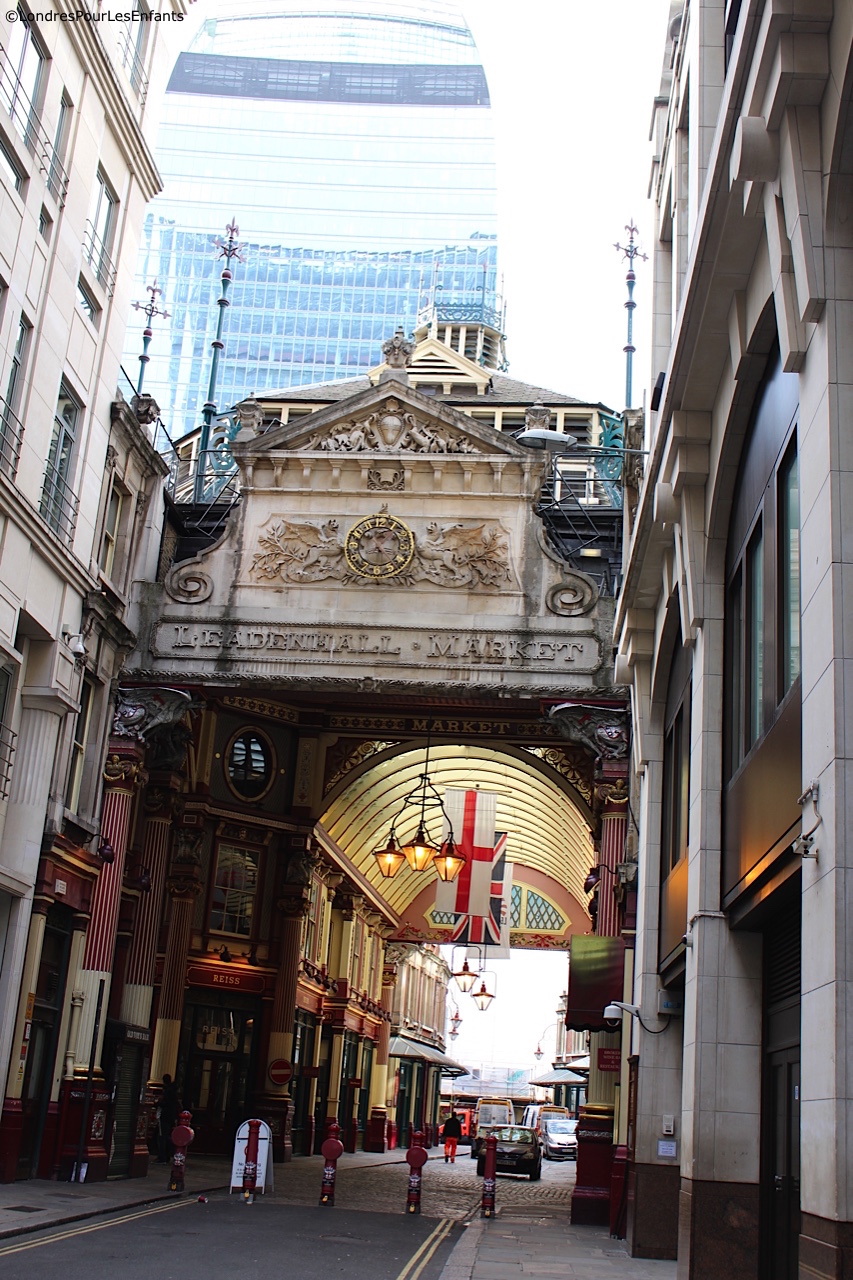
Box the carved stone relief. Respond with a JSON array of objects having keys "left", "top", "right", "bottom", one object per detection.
[
  {"left": 250, "top": 513, "right": 513, "bottom": 591},
  {"left": 113, "top": 686, "right": 192, "bottom": 740},
  {"left": 548, "top": 705, "right": 629, "bottom": 759},
  {"left": 304, "top": 400, "right": 479, "bottom": 454}
]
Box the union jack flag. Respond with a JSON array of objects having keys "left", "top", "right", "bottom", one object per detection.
[{"left": 434, "top": 789, "right": 511, "bottom": 948}]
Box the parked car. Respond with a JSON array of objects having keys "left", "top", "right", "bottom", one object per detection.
[
  {"left": 541, "top": 1117, "right": 577, "bottom": 1161},
  {"left": 475, "top": 1125, "right": 542, "bottom": 1180}
]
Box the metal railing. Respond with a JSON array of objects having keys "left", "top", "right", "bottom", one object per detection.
[
  {"left": 117, "top": 26, "right": 149, "bottom": 104},
  {"left": 82, "top": 219, "right": 117, "bottom": 295},
  {"left": 0, "top": 47, "right": 69, "bottom": 205},
  {"left": 0, "top": 721, "right": 16, "bottom": 799},
  {"left": 39, "top": 459, "right": 79, "bottom": 545},
  {"left": 0, "top": 396, "right": 24, "bottom": 479}
]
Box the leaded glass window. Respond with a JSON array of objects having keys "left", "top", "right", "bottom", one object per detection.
[{"left": 524, "top": 890, "right": 565, "bottom": 933}]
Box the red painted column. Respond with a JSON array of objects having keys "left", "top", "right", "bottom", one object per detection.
[
  {"left": 120, "top": 783, "right": 182, "bottom": 1029},
  {"left": 262, "top": 879, "right": 309, "bottom": 1162},
  {"left": 75, "top": 743, "right": 146, "bottom": 1076},
  {"left": 149, "top": 829, "right": 204, "bottom": 1083}
]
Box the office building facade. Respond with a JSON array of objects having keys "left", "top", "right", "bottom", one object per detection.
[
  {"left": 616, "top": 3, "right": 853, "bottom": 1278},
  {"left": 125, "top": 0, "right": 500, "bottom": 437}
]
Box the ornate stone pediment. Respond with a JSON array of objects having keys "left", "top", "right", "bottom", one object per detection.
[{"left": 234, "top": 381, "right": 532, "bottom": 463}]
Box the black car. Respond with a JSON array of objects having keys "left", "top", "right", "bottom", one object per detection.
[{"left": 475, "top": 1125, "right": 542, "bottom": 1180}]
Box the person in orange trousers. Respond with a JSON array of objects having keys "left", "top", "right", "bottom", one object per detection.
[{"left": 442, "top": 1110, "right": 463, "bottom": 1163}]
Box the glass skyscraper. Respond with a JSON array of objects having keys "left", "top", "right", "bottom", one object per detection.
[{"left": 125, "top": 1, "right": 499, "bottom": 438}]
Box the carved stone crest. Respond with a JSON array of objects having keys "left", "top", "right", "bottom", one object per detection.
[
  {"left": 381, "top": 326, "right": 415, "bottom": 369},
  {"left": 525, "top": 399, "right": 552, "bottom": 431},
  {"left": 304, "top": 400, "right": 479, "bottom": 455}
]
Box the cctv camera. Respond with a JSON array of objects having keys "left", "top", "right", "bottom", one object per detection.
[
  {"left": 604, "top": 1001, "right": 640, "bottom": 1020},
  {"left": 682, "top": 933, "right": 693, "bottom": 948},
  {"left": 70, "top": 635, "right": 88, "bottom": 658}
]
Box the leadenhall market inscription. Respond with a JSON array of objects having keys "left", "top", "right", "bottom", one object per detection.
[{"left": 154, "top": 622, "right": 600, "bottom": 669}]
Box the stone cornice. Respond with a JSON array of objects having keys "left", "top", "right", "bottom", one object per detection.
[{"left": 57, "top": 0, "right": 163, "bottom": 201}]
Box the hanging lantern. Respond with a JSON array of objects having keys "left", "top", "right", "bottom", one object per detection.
[
  {"left": 401, "top": 821, "right": 437, "bottom": 872},
  {"left": 471, "top": 980, "right": 495, "bottom": 1012},
  {"left": 453, "top": 959, "right": 477, "bottom": 994},
  {"left": 373, "top": 834, "right": 406, "bottom": 879},
  {"left": 433, "top": 837, "right": 466, "bottom": 882}
]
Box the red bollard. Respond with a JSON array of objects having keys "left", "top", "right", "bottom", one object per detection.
[
  {"left": 320, "top": 1120, "right": 344, "bottom": 1206},
  {"left": 242, "top": 1118, "right": 262, "bottom": 1203},
  {"left": 169, "top": 1110, "right": 194, "bottom": 1193},
  {"left": 405, "top": 1129, "right": 428, "bottom": 1214},
  {"left": 481, "top": 1132, "right": 497, "bottom": 1218}
]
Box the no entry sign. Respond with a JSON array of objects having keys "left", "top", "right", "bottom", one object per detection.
[{"left": 268, "top": 1058, "right": 293, "bottom": 1086}]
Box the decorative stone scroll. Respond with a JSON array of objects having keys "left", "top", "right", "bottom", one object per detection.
[
  {"left": 250, "top": 513, "right": 513, "bottom": 590},
  {"left": 304, "top": 400, "right": 479, "bottom": 455}
]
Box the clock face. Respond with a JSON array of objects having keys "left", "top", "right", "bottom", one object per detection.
[{"left": 345, "top": 513, "right": 415, "bottom": 579}]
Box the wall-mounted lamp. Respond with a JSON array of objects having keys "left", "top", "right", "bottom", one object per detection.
[
  {"left": 126, "top": 863, "right": 151, "bottom": 892},
  {"left": 97, "top": 840, "right": 115, "bottom": 864},
  {"left": 795, "top": 781, "right": 821, "bottom": 860},
  {"left": 216, "top": 944, "right": 233, "bottom": 963}
]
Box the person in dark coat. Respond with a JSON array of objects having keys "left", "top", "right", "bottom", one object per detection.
[
  {"left": 157, "top": 1074, "right": 180, "bottom": 1163},
  {"left": 442, "top": 1110, "right": 463, "bottom": 1163}
]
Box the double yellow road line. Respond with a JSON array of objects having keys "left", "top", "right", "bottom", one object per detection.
[
  {"left": 0, "top": 1198, "right": 455, "bottom": 1280},
  {"left": 395, "top": 1217, "right": 454, "bottom": 1280},
  {"left": 0, "top": 1198, "right": 192, "bottom": 1257}
]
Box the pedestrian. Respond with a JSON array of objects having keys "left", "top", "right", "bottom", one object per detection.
[
  {"left": 157, "top": 1073, "right": 180, "bottom": 1163},
  {"left": 442, "top": 1110, "right": 463, "bottom": 1164}
]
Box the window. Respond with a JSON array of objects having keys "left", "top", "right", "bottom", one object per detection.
[
  {"left": 746, "top": 523, "right": 764, "bottom": 748},
  {"left": 2, "top": 8, "right": 44, "bottom": 148},
  {"left": 209, "top": 843, "right": 259, "bottom": 937},
  {"left": 84, "top": 171, "right": 116, "bottom": 289},
  {"left": 1, "top": 314, "right": 28, "bottom": 476},
  {"left": 0, "top": 666, "right": 16, "bottom": 798},
  {"left": 302, "top": 874, "right": 321, "bottom": 962},
  {"left": 38, "top": 205, "right": 51, "bottom": 240},
  {"left": 98, "top": 481, "right": 122, "bottom": 579},
  {"left": 0, "top": 138, "right": 22, "bottom": 192},
  {"left": 120, "top": 2, "right": 150, "bottom": 98},
  {"left": 225, "top": 728, "right": 274, "bottom": 800},
  {"left": 47, "top": 93, "right": 69, "bottom": 200},
  {"left": 65, "top": 677, "right": 93, "bottom": 812},
  {"left": 40, "top": 382, "right": 79, "bottom": 542},
  {"left": 76, "top": 278, "right": 99, "bottom": 325},
  {"left": 662, "top": 691, "right": 691, "bottom": 874},
  {"left": 778, "top": 445, "right": 800, "bottom": 695}
]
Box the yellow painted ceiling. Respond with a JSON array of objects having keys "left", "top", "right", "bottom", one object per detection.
[{"left": 320, "top": 742, "right": 593, "bottom": 915}]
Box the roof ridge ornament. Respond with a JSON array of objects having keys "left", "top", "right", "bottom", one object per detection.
[{"left": 380, "top": 326, "right": 415, "bottom": 383}]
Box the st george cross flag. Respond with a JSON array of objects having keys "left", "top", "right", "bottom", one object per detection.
[{"left": 434, "top": 790, "right": 511, "bottom": 947}]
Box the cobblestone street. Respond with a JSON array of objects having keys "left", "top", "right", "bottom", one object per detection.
[{"left": 264, "top": 1148, "right": 574, "bottom": 1221}]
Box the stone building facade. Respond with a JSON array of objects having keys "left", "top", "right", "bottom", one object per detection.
[
  {"left": 616, "top": 3, "right": 853, "bottom": 1277},
  {"left": 0, "top": 0, "right": 189, "bottom": 1182}
]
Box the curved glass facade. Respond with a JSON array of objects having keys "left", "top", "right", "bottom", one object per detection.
[{"left": 125, "top": 0, "right": 498, "bottom": 436}]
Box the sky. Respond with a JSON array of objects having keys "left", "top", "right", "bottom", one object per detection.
[
  {"left": 464, "top": 0, "right": 674, "bottom": 412},
  {"left": 442, "top": 948, "right": 571, "bottom": 1079}
]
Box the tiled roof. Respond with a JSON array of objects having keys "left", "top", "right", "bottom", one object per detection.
[{"left": 253, "top": 372, "right": 605, "bottom": 410}]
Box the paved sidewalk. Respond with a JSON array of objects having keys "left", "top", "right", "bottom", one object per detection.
[{"left": 440, "top": 1212, "right": 678, "bottom": 1280}]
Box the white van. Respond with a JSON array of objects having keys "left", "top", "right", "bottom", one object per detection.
[
  {"left": 521, "top": 1103, "right": 569, "bottom": 1135},
  {"left": 470, "top": 1097, "right": 514, "bottom": 1158}
]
